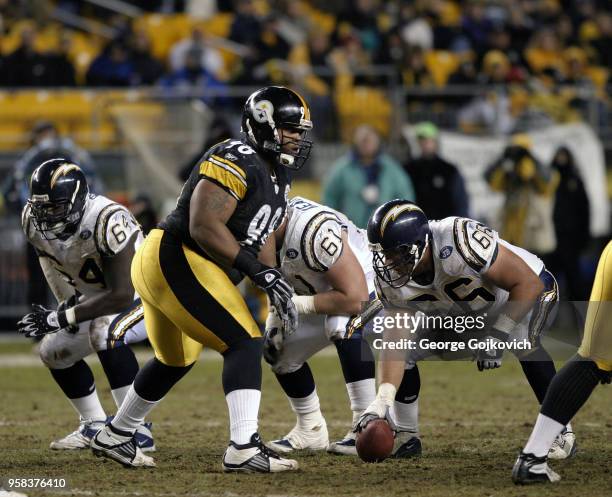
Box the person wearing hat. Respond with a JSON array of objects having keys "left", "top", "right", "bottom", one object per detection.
[
  {"left": 323, "top": 124, "right": 415, "bottom": 229},
  {"left": 403, "top": 122, "right": 469, "bottom": 220}
]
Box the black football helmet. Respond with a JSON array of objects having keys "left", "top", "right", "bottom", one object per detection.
[
  {"left": 241, "top": 86, "right": 313, "bottom": 170},
  {"left": 28, "top": 158, "right": 89, "bottom": 240},
  {"left": 367, "top": 200, "right": 432, "bottom": 288}
]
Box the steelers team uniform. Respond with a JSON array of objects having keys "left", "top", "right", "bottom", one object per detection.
[
  {"left": 132, "top": 138, "right": 291, "bottom": 367},
  {"left": 578, "top": 241, "right": 612, "bottom": 371}
]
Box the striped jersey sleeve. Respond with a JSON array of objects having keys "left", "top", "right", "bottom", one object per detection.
[{"left": 199, "top": 154, "right": 248, "bottom": 201}]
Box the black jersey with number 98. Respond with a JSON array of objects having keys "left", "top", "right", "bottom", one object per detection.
[{"left": 160, "top": 138, "right": 291, "bottom": 279}]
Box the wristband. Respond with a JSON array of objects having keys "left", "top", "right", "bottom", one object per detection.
[
  {"left": 492, "top": 313, "right": 517, "bottom": 336},
  {"left": 233, "top": 248, "right": 263, "bottom": 278},
  {"left": 377, "top": 382, "right": 397, "bottom": 407},
  {"left": 292, "top": 295, "right": 316, "bottom": 314}
]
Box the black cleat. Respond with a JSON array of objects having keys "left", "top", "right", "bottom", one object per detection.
[
  {"left": 222, "top": 433, "right": 298, "bottom": 473},
  {"left": 393, "top": 434, "right": 422, "bottom": 458},
  {"left": 512, "top": 452, "right": 560, "bottom": 484}
]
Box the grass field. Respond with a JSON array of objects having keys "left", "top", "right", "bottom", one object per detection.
[{"left": 1, "top": 340, "right": 611, "bottom": 497}]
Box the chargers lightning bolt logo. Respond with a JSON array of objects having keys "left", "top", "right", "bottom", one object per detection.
[{"left": 380, "top": 204, "right": 423, "bottom": 236}]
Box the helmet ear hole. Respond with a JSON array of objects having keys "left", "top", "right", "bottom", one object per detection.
[{"left": 241, "top": 86, "right": 313, "bottom": 170}]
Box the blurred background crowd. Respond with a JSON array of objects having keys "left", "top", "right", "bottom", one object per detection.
[{"left": 0, "top": 0, "right": 610, "bottom": 325}]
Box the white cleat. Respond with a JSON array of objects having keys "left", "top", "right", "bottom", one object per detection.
[
  {"left": 548, "top": 431, "right": 577, "bottom": 460},
  {"left": 267, "top": 420, "right": 329, "bottom": 453},
  {"left": 50, "top": 419, "right": 106, "bottom": 450},
  {"left": 327, "top": 430, "right": 357, "bottom": 456},
  {"left": 91, "top": 424, "right": 155, "bottom": 468},
  {"left": 223, "top": 433, "right": 299, "bottom": 473}
]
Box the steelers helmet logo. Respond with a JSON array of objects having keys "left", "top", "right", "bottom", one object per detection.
[{"left": 253, "top": 100, "right": 274, "bottom": 124}]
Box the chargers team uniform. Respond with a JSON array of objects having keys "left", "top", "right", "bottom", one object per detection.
[
  {"left": 133, "top": 138, "right": 291, "bottom": 367},
  {"left": 271, "top": 196, "right": 375, "bottom": 374},
  {"left": 22, "top": 194, "right": 147, "bottom": 367},
  {"left": 376, "top": 217, "right": 559, "bottom": 362}
]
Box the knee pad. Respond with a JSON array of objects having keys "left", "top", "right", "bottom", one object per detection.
[
  {"left": 89, "top": 316, "right": 113, "bottom": 351},
  {"left": 325, "top": 315, "right": 349, "bottom": 341},
  {"left": 39, "top": 334, "right": 77, "bottom": 369},
  {"left": 271, "top": 360, "right": 303, "bottom": 376}
]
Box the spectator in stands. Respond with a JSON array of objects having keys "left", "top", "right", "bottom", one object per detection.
[
  {"left": 45, "top": 32, "right": 77, "bottom": 87},
  {"left": 546, "top": 146, "right": 591, "bottom": 300},
  {"left": 323, "top": 124, "right": 415, "bottom": 228},
  {"left": 590, "top": 12, "right": 612, "bottom": 68},
  {"left": 1, "top": 121, "right": 103, "bottom": 306},
  {"left": 484, "top": 134, "right": 559, "bottom": 257},
  {"left": 458, "top": 50, "right": 515, "bottom": 134},
  {"left": 228, "top": 0, "right": 261, "bottom": 47},
  {"left": 169, "top": 27, "right": 224, "bottom": 79},
  {"left": 3, "top": 24, "right": 54, "bottom": 87},
  {"left": 461, "top": 0, "right": 493, "bottom": 55},
  {"left": 160, "top": 48, "right": 225, "bottom": 104},
  {"left": 403, "top": 122, "right": 469, "bottom": 220},
  {"left": 524, "top": 28, "right": 565, "bottom": 77},
  {"left": 130, "top": 29, "right": 165, "bottom": 85},
  {"left": 335, "top": 0, "right": 383, "bottom": 61},
  {"left": 86, "top": 41, "right": 134, "bottom": 87}
]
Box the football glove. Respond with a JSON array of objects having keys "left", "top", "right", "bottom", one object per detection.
[
  {"left": 476, "top": 337, "right": 504, "bottom": 371},
  {"left": 17, "top": 304, "right": 75, "bottom": 338},
  {"left": 354, "top": 395, "right": 397, "bottom": 433},
  {"left": 263, "top": 307, "right": 284, "bottom": 365},
  {"left": 251, "top": 266, "right": 298, "bottom": 335}
]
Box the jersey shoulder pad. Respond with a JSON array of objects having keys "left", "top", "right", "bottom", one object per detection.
[
  {"left": 199, "top": 140, "right": 254, "bottom": 201},
  {"left": 95, "top": 203, "right": 141, "bottom": 257},
  {"left": 21, "top": 204, "right": 34, "bottom": 238},
  {"left": 451, "top": 217, "right": 499, "bottom": 273},
  {"left": 300, "top": 210, "right": 345, "bottom": 272}
]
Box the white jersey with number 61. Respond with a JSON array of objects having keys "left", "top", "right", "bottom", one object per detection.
[{"left": 279, "top": 196, "right": 375, "bottom": 296}]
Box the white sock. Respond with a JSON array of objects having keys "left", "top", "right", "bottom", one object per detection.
[
  {"left": 111, "top": 385, "right": 131, "bottom": 408},
  {"left": 69, "top": 389, "right": 106, "bottom": 422},
  {"left": 112, "top": 385, "right": 158, "bottom": 434},
  {"left": 523, "top": 413, "right": 565, "bottom": 457},
  {"left": 391, "top": 398, "right": 419, "bottom": 434},
  {"left": 226, "top": 389, "right": 260, "bottom": 445},
  {"left": 288, "top": 389, "right": 324, "bottom": 430},
  {"left": 346, "top": 378, "right": 376, "bottom": 412}
]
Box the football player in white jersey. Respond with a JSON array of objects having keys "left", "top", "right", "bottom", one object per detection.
[
  {"left": 353, "top": 200, "right": 575, "bottom": 459},
  {"left": 17, "top": 159, "right": 153, "bottom": 451},
  {"left": 265, "top": 197, "right": 418, "bottom": 457}
]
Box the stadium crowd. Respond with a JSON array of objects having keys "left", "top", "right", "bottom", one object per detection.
[{"left": 0, "top": 0, "right": 610, "bottom": 137}]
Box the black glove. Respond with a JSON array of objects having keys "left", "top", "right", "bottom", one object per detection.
[
  {"left": 17, "top": 304, "right": 73, "bottom": 338},
  {"left": 234, "top": 248, "right": 297, "bottom": 334}
]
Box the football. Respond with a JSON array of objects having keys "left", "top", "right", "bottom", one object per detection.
[{"left": 356, "top": 419, "right": 395, "bottom": 463}]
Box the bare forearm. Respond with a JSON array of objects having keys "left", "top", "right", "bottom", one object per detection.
[
  {"left": 502, "top": 281, "right": 543, "bottom": 323},
  {"left": 192, "top": 222, "right": 241, "bottom": 266},
  {"left": 74, "top": 292, "right": 133, "bottom": 323},
  {"left": 313, "top": 290, "right": 364, "bottom": 315}
]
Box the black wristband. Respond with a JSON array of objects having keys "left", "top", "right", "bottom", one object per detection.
[
  {"left": 57, "top": 310, "right": 69, "bottom": 329},
  {"left": 233, "top": 248, "right": 264, "bottom": 278}
]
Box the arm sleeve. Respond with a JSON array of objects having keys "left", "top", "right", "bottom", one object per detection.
[{"left": 199, "top": 155, "right": 248, "bottom": 201}]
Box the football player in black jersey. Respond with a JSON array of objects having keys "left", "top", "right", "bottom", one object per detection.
[{"left": 91, "top": 86, "right": 313, "bottom": 472}]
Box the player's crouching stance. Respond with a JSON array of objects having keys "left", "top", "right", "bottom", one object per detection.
[
  {"left": 264, "top": 197, "right": 376, "bottom": 456},
  {"left": 17, "top": 159, "right": 153, "bottom": 452},
  {"left": 91, "top": 86, "right": 312, "bottom": 472},
  {"left": 513, "top": 241, "right": 612, "bottom": 484},
  {"left": 354, "top": 200, "right": 575, "bottom": 459}
]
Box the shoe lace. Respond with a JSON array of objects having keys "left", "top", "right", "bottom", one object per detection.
[{"left": 257, "top": 439, "right": 281, "bottom": 460}]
